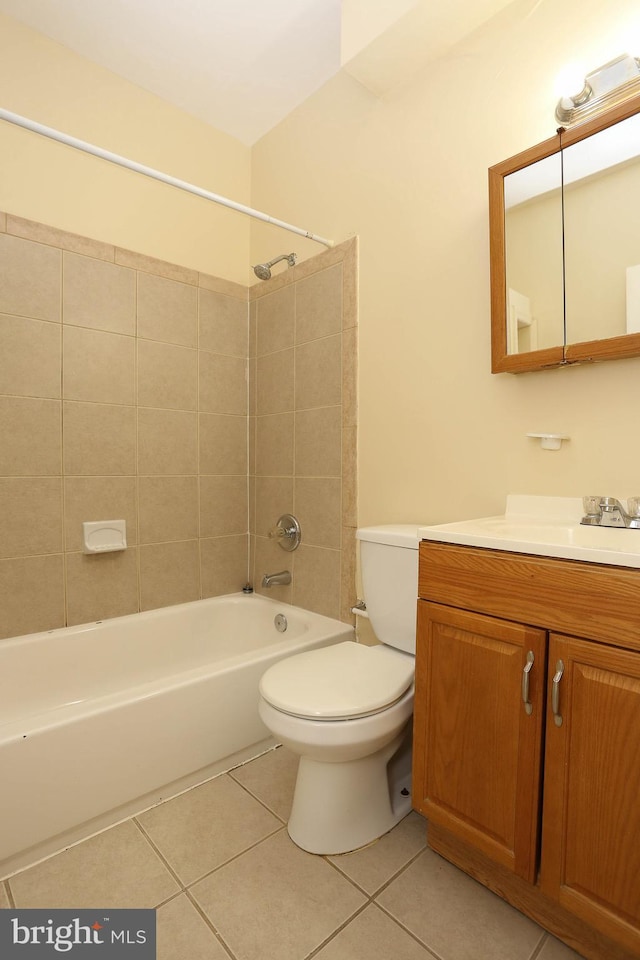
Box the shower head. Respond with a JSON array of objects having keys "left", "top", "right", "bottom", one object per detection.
[
  {"left": 253, "top": 262, "right": 273, "bottom": 281},
  {"left": 253, "top": 252, "right": 297, "bottom": 281}
]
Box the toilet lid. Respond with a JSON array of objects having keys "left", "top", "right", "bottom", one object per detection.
[{"left": 259, "top": 641, "right": 414, "bottom": 720}]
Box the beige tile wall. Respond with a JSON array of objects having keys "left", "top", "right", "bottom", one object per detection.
[
  {"left": 0, "top": 217, "right": 357, "bottom": 640},
  {"left": 249, "top": 239, "right": 358, "bottom": 622},
  {"left": 0, "top": 214, "right": 250, "bottom": 640}
]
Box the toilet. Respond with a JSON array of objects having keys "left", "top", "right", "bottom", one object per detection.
[{"left": 258, "top": 524, "right": 420, "bottom": 855}]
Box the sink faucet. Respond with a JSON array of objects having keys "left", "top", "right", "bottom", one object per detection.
[
  {"left": 581, "top": 496, "right": 640, "bottom": 529},
  {"left": 262, "top": 570, "right": 292, "bottom": 588},
  {"left": 599, "top": 497, "right": 629, "bottom": 527}
]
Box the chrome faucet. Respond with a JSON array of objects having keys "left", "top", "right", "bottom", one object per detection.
[
  {"left": 581, "top": 496, "right": 640, "bottom": 529},
  {"left": 600, "top": 497, "right": 630, "bottom": 527},
  {"left": 262, "top": 570, "right": 292, "bottom": 588}
]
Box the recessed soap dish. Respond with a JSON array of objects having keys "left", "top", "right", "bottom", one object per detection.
[
  {"left": 526, "top": 433, "right": 570, "bottom": 451},
  {"left": 83, "top": 520, "right": 127, "bottom": 554}
]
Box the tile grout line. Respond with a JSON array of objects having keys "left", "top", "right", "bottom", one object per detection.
[
  {"left": 528, "top": 931, "right": 550, "bottom": 960},
  {"left": 150, "top": 885, "right": 240, "bottom": 960},
  {"left": 183, "top": 887, "right": 239, "bottom": 960},
  {"left": 321, "top": 835, "right": 428, "bottom": 902},
  {"left": 324, "top": 838, "right": 439, "bottom": 952},
  {"left": 302, "top": 900, "right": 372, "bottom": 960},
  {"left": 372, "top": 899, "right": 446, "bottom": 960},
  {"left": 367, "top": 843, "right": 428, "bottom": 898},
  {"left": 226, "top": 771, "right": 289, "bottom": 826},
  {"left": 134, "top": 269, "right": 142, "bottom": 613},
  {"left": 130, "top": 817, "right": 187, "bottom": 892},
  {"left": 2, "top": 878, "right": 16, "bottom": 908},
  {"left": 196, "top": 282, "right": 202, "bottom": 600},
  {"left": 228, "top": 763, "right": 434, "bottom": 916},
  {"left": 182, "top": 823, "right": 286, "bottom": 890},
  {"left": 292, "top": 280, "right": 298, "bottom": 601},
  {"left": 245, "top": 295, "right": 251, "bottom": 585},
  {"left": 60, "top": 250, "right": 68, "bottom": 629},
  {"left": 133, "top": 801, "right": 287, "bottom": 893}
]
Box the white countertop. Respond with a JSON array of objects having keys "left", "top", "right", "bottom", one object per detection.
[{"left": 418, "top": 495, "right": 640, "bottom": 569}]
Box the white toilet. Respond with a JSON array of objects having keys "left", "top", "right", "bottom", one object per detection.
[{"left": 258, "top": 524, "right": 420, "bottom": 855}]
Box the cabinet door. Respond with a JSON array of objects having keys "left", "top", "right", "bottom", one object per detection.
[
  {"left": 541, "top": 634, "right": 640, "bottom": 954},
  {"left": 413, "top": 601, "right": 546, "bottom": 882}
]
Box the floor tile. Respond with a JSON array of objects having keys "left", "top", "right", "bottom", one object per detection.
[
  {"left": 313, "top": 903, "right": 435, "bottom": 960},
  {"left": 230, "top": 746, "right": 299, "bottom": 821},
  {"left": 376, "top": 848, "right": 544, "bottom": 960},
  {"left": 156, "top": 893, "right": 229, "bottom": 960},
  {"left": 8, "top": 821, "right": 179, "bottom": 909},
  {"left": 1, "top": 750, "right": 593, "bottom": 960},
  {"left": 191, "top": 828, "right": 366, "bottom": 960},
  {"left": 537, "top": 933, "right": 587, "bottom": 960},
  {"left": 137, "top": 773, "right": 281, "bottom": 885},
  {"left": 328, "top": 811, "right": 427, "bottom": 895}
]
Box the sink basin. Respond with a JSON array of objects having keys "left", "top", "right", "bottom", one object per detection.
[{"left": 418, "top": 495, "right": 640, "bottom": 568}]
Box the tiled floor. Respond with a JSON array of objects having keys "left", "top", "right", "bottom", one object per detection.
[{"left": 1, "top": 746, "right": 586, "bottom": 960}]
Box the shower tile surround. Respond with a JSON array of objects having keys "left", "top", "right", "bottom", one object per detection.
[
  {"left": 249, "top": 240, "right": 357, "bottom": 621},
  {"left": 0, "top": 214, "right": 357, "bottom": 638}
]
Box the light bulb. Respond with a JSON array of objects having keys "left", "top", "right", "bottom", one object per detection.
[{"left": 553, "top": 62, "right": 587, "bottom": 101}]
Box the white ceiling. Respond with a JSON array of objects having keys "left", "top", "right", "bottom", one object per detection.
[{"left": 0, "top": 0, "right": 343, "bottom": 145}]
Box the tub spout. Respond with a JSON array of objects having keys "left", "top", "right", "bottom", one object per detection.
[{"left": 262, "top": 570, "right": 291, "bottom": 588}]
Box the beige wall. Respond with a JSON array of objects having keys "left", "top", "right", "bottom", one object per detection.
[
  {"left": 251, "top": 0, "right": 640, "bottom": 528},
  {"left": 0, "top": 214, "right": 249, "bottom": 640},
  {"left": 0, "top": 14, "right": 251, "bottom": 284}
]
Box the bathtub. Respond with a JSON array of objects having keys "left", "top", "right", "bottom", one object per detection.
[{"left": 0, "top": 593, "right": 353, "bottom": 877}]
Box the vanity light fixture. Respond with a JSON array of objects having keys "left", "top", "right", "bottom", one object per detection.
[{"left": 555, "top": 54, "right": 640, "bottom": 126}]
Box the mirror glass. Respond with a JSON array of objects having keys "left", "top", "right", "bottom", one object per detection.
[
  {"left": 563, "top": 110, "right": 640, "bottom": 346},
  {"left": 491, "top": 92, "right": 640, "bottom": 372},
  {"left": 504, "top": 154, "right": 564, "bottom": 353}
]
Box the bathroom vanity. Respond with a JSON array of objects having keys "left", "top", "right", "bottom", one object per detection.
[{"left": 413, "top": 497, "right": 640, "bottom": 960}]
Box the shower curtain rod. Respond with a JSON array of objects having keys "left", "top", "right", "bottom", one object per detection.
[{"left": 0, "top": 108, "right": 334, "bottom": 248}]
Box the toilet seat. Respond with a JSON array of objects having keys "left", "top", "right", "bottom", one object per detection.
[{"left": 259, "top": 641, "right": 414, "bottom": 721}]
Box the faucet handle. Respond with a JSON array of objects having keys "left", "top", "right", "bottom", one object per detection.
[
  {"left": 268, "top": 514, "right": 302, "bottom": 552},
  {"left": 627, "top": 496, "right": 640, "bottom": 518},
  {"left": 582, "top": 495, "right": 603, "bottom": 518}
]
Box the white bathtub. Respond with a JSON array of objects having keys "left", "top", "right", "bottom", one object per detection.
[{"left": 0, "top": 593, "right": 353, "bottom": 877}]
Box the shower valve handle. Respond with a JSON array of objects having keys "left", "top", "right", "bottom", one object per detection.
[{"left": 268, "top": 514, "right": 302, "bottom": 551}]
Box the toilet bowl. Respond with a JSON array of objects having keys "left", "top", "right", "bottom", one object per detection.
[{"left": 258, "top": 524, "right": 421, "bottom": 855}]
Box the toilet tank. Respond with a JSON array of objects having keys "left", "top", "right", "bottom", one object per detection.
[{"left": 356, "top": 525, "right": 421, "bottom": 654}]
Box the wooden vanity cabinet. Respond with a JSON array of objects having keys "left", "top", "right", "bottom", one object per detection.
[
  {"left": 413, "top": 602, "right": 545, "bottom": 883},
  {"left": 413, "top": 541, "right": 640, "bottom": 960},
  {"left": 541, "top": 634, "right": 640, "bottom": 953}
]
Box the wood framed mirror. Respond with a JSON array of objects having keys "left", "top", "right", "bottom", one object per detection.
[{"left": 489, "top": 92, "right": 640, "bottom": 373}]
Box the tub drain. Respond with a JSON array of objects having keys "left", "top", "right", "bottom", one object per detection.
[{"left": 274, "top": 613, "right": 288, "bottom": 633}]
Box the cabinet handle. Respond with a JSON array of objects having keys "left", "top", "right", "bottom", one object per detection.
[
  {"left": 551, "top": 659, "right": 565, "bottom": 727},
  {"left": 521, "top": 650, "right": 535, "bottom": 715}
]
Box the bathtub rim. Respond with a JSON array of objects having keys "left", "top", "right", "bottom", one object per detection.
[
  {"left": 0, "top": 593, "right": 354, "bottom": 879},
  {"left": 0, "top": 589, "right": 350, "bottom": 650},
  {"left": 0, "top": 591, "right": 354, "bottom": 728}
]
